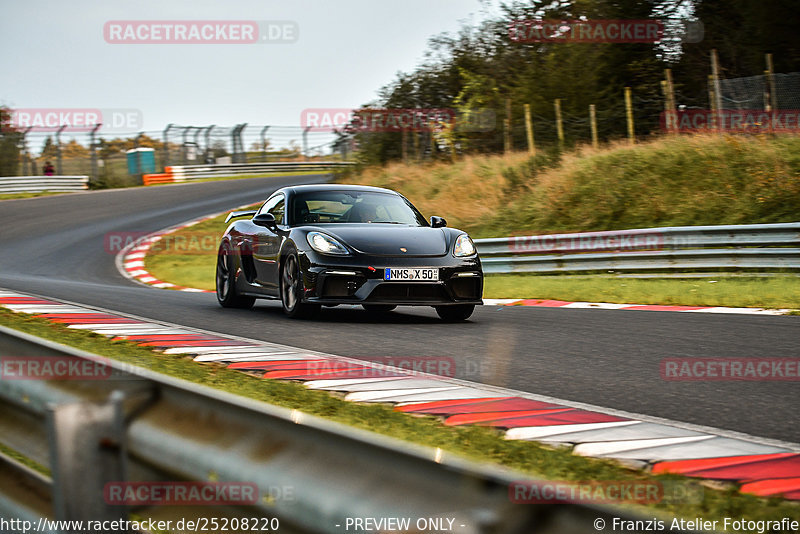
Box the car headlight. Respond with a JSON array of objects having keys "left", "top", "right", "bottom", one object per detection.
[
  {"left": 307, "top": 232, "right": 350, "bottom": 255},
  {"left": 453, "top": 234, "right": 477, "bottom": 257}
]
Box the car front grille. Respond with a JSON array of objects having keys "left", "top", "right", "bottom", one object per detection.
[{"left": 367, "top": 283, "right": 448, "bottom": 302}]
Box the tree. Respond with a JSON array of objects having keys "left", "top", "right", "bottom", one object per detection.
[
  {"left": 41, "top": 136, "right": 58, "bottom": 159},
  {"left": 211, "top": 140, "right": 229, "bottom": 158},
  {"left": 0, "top": 107, "right": 21, "bottom": 176},
  {"left": 62, "top": 139, "right": 89, "bottom": 159},
  {"left": 250, "top": 139, "right": 271, "bottom": 152}
]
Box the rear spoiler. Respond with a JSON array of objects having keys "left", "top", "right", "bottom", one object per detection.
[{"left": 225, "top": 210, "right": 257, "bottom": 223}]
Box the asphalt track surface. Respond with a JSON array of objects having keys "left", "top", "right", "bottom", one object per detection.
[{"left": 1, "top": 176, "right": 798, "bottom": 443}]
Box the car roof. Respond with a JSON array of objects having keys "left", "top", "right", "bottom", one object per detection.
[{"left": 277, "top": 184, "right": 400, "bottom": 196}]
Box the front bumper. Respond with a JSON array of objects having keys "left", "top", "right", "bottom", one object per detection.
[{"left": 299, "top": 252, "right": 483, "bottom": 306}]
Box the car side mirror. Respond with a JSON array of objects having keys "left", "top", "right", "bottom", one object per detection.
[
  {"left": 430, "top": 216, "right": 447, "bottom": 228},
  {"left": 253, "top": 212, "right": 277, "bottom": 228}
]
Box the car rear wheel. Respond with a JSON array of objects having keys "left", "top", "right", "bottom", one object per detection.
[
  {"left": 362, "top": 304, "right": 397, "bottom": 313},
  {"left": 435, "top": 304, "right": 474, "bottom": 322},
  {"left": 216, "top": 243, "right": 255, "bottom": 309},
  {"left": 280, "top": 250, "right": 320, "bottom": 319}
]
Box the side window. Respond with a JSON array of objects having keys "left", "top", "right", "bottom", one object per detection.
[{"left": 258, "top": 194, "right": 285, "bottom": 224}]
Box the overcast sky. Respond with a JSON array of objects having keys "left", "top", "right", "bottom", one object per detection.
[{"left": 1, "top": 0, "right": 493, "bottom": 137}]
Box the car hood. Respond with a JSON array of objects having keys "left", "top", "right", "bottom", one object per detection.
[{"left": 311, "top": 225, "right": 449, "bottom": 257}]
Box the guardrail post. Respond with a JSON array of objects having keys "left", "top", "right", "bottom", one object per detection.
[{"left": 47, "top": 390, "right": 130, "bottom": 528}]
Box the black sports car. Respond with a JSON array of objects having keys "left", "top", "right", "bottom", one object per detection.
[{"left": 215, "top": 184, "right": 483, "bottom": 321}]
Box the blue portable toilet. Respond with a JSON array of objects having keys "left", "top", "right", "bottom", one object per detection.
[{"left": 126, "top": 148, "right": 156, "bottom": 174}]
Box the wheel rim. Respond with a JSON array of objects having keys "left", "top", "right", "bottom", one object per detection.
[
  {"left": 282, "top": 255, "right": 299, "bottom": 311},
  {"left": 216, "top": 249, "right": 230, "bottom": 301}
]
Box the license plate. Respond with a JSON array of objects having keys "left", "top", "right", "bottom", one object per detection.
[{"left": 384, "top": 268, "right": 439, "bottom": 281}]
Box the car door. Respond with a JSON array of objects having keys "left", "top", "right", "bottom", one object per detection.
[{"left": 252, "top": 193, "right": 285, "bottom": 293}]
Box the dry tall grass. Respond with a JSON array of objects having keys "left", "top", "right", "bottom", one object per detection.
[{"left": 340, "top": 134, "right": 800, "bottom": 237}]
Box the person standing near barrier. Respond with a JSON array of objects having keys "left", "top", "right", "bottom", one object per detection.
[{"left": 43, "top": 161, "right": 55, "bottom": 176}]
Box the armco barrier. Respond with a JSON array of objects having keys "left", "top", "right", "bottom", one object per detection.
[
  {"left": 144, "top": 161, "right": 354, "bottom": 185},
  {"left": 0, "top": 325, "right": 683, "bottom": 533},
  {"left": 474, "top": 222, "right": 800, "bottom": 274},
  {"left": 0, "top": 176, "right": 89, "bottom": 194}
]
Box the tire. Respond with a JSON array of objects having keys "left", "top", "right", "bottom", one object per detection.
[
  {"left": 280, "top": 249, "right": 320, "bottom": 319},
  {"left": 216, "top": 242, "right": 255, "bottom": 309},
  {"left": 435, "top": 304, "right": 474, "bottom": 322},
  {"left": 362, "top": 304, "right": 397, "bottom": 313}
]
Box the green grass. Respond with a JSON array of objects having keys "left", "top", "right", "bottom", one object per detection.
[
  {"left": 1, "top": 307, "right": 798, "bottom": 521},
  {"left": 143, "top": 204, "right": 260, "bottom": 288},
  {"left": 0, "top": 191, "right": 83, "bottom": 201},
  {"left": 0, "top": 441, "right": 49, "bottom": 476},
  {"left": 485, "top": 275, "right": 800, "bottom": 309}
]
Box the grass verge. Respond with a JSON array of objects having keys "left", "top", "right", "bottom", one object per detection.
[
  {"left": 0, "top": 191, "right": 82, "bottom": 201},
  {"left": 0, "top": 306, "right": 798, "bottom": 521},
  {"left": 142, "top": 204, "right": 261, "bottom": 289},
  {"left": 485, "top": 275, "right": 800, "bottom": 309}
]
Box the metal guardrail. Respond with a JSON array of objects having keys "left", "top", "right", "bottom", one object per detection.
[
  {"left": 474, "top": 222, "right": 800, "bottom": 274},
  {"left": 0, "top": 326, "right": 684, "bottom": 534},
  {"left": 0, "top": 176, "right": 89, "bottom": 194},
  {"left": 144, "top": 162, "right": 355, "bottom": 185}
]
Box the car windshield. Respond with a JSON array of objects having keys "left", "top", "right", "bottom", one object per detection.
[{"left": 291, "top": 190, "right": 427, "bottom": 226}]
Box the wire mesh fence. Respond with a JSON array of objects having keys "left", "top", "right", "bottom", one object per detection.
[
  {"left": 720, "top": 72, "right": 800, "bottom": 110},
  {"left": 7, "top": 124, "right": 343, "bottom": 189}
]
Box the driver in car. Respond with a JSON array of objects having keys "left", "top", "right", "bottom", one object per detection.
[{"left": 350, "top": 202, "right": 380, "bottom": 223}]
